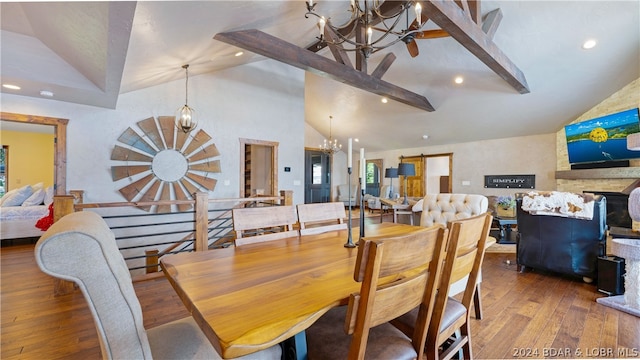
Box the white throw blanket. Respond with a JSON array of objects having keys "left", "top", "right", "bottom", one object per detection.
[{"left": 522, "top": 191, "right": 595, "bottom": 220}]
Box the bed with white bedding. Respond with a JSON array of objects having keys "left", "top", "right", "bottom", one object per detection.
[
  {"left": 1, "top": 205, "right": 48, "bottom": 240},
  {"left": 0, "top": 183, "right": 53, "bottom": 240}
]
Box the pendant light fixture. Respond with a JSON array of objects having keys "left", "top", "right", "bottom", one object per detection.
[
  {"left": 319, "top": 115, "right": 342, "bottom": 155},
  {"left": 176, "top": 64, "right": 197, "bottom": 133}
]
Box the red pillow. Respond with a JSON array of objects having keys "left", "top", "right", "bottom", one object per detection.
[{"left": 36, "top": 203, "right": 54, "bottom": 231}]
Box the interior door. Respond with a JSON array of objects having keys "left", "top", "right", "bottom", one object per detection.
[
  {"left": 239, "top": 138, "right": 278, "bottom": 198},
  {"left": 304, "top": 150, "right": 331, "bottom": 203},
  {"left": 399, "top": 156, "right": 424, "bottom": 198},
  {"left": 365, "top": 159, "right": 383, "bottom": 196}
]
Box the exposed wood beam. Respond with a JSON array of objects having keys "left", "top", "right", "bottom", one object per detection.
[
  {"left": 423, "top": 0, "right": 530, "bottom": 94},
  {"left": 214, "top": 29, "right": 434, "bottom": 112},
  {"left": 324, "top": 26, "right": 353, "bottom": 68},
  {"left": 468, "top": 0, "right": 481, "bottom": 24},
  {"left": 355, "top": 25, "right": 367, "bottom": 73},
  {"left": 482, "top": 8, "right": 503, "bottom": 39},
  {"left": 457, "top": 0, "right": 471, "bottom": 20},
  {"left": 371, "top": 53, "right": 397, "bottom": 79}
]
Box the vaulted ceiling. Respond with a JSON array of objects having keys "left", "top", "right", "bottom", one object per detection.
[{"left": 1, "top": 1, "right": 638, "bottom": 151}]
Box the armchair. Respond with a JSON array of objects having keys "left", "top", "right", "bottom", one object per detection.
[
  {"left": 365, "top": 185, "right": 392, "bottom": 213},
  {"left": 516, "top": 192, "right": 607, "bottom": 281},
  {"left": 337, "top": 184, "right": 357, "bottom": 207},
  {"left": 34, "top": 211, "right": 282, "bottom": 360}
]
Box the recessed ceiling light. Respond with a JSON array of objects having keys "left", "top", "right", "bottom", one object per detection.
[
  {"left": 235, "top": 51, "right": 244, "bottom": 57},
  {"left": 422, "top": 135, "right": 429, "bottom": 140},
  {"left": 40, "top": 90, "right": 54, "bottom": 97},
  {"left": 381, "top": 97, "right": 388, "bottom": 104},
  {"left": 354, "top": 138, "right": 360, "bottom": 142},
  {"left": 2, "top": 84, "right": 21, "bottom": 90},
  {"left": 582, "top": 39, "right": 597, "bottom": 49},
  {"left": 454, "top": 76, "right": 464, "bottom": 84}
]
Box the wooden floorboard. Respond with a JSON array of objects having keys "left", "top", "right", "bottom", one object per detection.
[{"left": 2, "top": 239, "right": 639, "bottom": 359}]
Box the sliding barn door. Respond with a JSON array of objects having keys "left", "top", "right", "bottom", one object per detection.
[{"left": 399, "top": 156, "right": 424, "bottom": 199}]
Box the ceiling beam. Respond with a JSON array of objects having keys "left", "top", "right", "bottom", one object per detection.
[
  {"left": 371, "top": 53, "right": 397, "bottom": 79},
  {"left": 324, "top": 27, "right": 353, "bottom": 68},
  {"left": 482, "top": 8, "right": 503, "bottom": 39},
  {"left": 214, "top": 29, "right": 434, "bottom": 112},
  {"left": 423, "top": 0, "right": 529, "bottom": 94}
]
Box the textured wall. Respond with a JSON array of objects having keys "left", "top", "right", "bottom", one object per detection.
[
  {"left": 0, "top": 60, "right": 307, "bottom": 204},
  {"left": 365, "top": 132, "right": 557, "bottom": 198}
]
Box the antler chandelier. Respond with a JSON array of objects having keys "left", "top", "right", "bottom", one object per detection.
[
  {"left": 305, "top": 0, "right": 424, "bottom": 59},
  {"left": 320, "top": 116, "right": 342, "bottom": 155}
]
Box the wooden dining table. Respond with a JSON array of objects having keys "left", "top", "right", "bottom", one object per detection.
[{"left": 160, "top": 222, "right": 426, "bottom": 359}]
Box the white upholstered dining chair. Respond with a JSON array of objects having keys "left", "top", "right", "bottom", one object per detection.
[{"left": 35, "top": 211, "right": 282, "bottom": 360}]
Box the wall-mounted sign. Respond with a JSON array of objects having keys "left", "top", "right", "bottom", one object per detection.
[{"left": 484, "top": 174, "right": 535, "bottom": 189}]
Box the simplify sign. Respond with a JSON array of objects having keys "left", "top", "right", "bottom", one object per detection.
[{"left": 484, "top": 175, "right": 535, "bottom": 189}]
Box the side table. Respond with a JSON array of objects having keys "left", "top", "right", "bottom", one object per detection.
[
  {"left": 380, "top": 198, "right": 414, "bottom": 225},
  {"left": 495, "top": 216, "right": 517, "bottom": 244}
]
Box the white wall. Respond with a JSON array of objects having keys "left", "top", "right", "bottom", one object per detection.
[
  {"left": 364, "top": 133, "right": 557, "bottom": 198},
  {"left": 1, "top": 60, "right": 307, "bottom": 205}
]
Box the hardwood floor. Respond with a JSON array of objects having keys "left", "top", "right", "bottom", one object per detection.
[{"left": 2, "top": 240, "right": 639, "bottom": 359}]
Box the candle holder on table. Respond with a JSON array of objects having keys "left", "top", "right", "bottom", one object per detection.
[
  {"left": 344, "top": 167, "right": 356, "bottom": 248},
  {"left": 359, "top": 178, "right": 365, "bottom": 240}
]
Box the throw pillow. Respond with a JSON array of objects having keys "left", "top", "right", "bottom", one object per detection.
[
  {"left": 44, "top": 186, "right": 55, "bottom": 205},
  {"left": 0, "top": 185, "right": 33, "bottom": 207},
  {"left": 0, "top": 188, "right": 18, "bottom": 206},
  {"left": 22, "top": 188, "right": 46, "bottom": 206}
]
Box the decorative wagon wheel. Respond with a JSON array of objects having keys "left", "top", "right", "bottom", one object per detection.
[{"left": 110, "top": 116, "right": 220, "bottom": 213}]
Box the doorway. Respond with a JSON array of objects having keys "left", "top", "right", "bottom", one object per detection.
[
  {"left": 399, "top": 153, "right": 452, "bottom": 197},
  {"left": 304, "top": 149, "right": 331, "bottom": 203},
  {"left": 365, "top": 159, "right": 383, "bottom": 196},
  {"left": 239, "top": 138, "right": 278, "bottom": 198},
  {"left": 0, "top": 112, "right": 68, "bottom": 195},
  {"left": 426, "top": 154, "right": 452, "bottom": 193}
]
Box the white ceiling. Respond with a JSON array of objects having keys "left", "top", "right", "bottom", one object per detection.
[{"left": 1, "top": 1, "right": 639, "bottom": 152}]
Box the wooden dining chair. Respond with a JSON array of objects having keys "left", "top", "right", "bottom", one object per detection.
[
  {"left": 34, "top": 211, "right": 282, "bottom": 360},
  {"left": 391, "top": 212, "right": 492, "bottom": 360},
  {"left": 306, "top": 225, "right": 449, "bottom": 360},
  {"left": 232, "top": 205, "right": 298, "bottom": 246},
  {"left": 296, "top": 202, "right": 348, "bottom": 235}
]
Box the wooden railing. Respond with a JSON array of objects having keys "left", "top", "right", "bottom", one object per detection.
[{"left": 51, "top": 190, "right": 293, "bottom": 292}]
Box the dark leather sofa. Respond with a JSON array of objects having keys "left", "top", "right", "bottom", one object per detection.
[{"left": 516, "top": 193, "right": 607, "bottom": 281}]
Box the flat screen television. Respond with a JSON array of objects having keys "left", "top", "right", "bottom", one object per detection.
[{"left": 565, "top": 107, "right": 640, "bottom": 165}]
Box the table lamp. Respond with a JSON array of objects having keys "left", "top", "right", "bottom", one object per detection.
[
  {"left": 398, "top": 163, "right": 415, "bottom": 205},
  {"left": 385, "top": 167, "right": 398, "bottom": 198}
]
